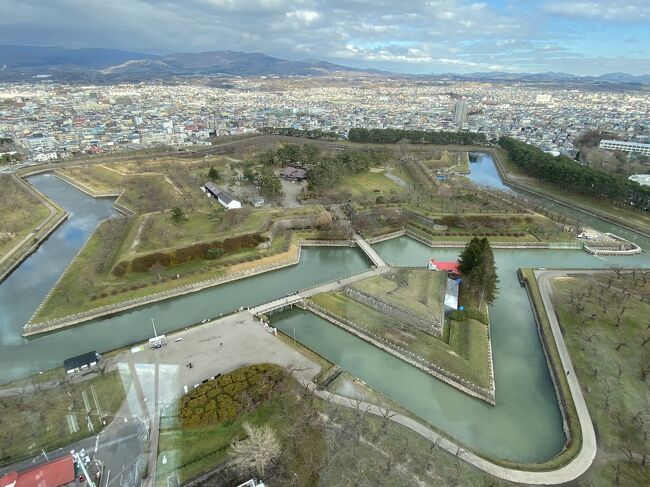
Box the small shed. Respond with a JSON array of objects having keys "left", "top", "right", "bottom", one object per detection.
[
  {"left": 428, "top": 259, "right": 460, "bottom": 276},
  {"left": 64, "top": 351, "right": 100, "bottom": 375},
  {"left": 250, "top": 196, "right": 265, "bottom": 207},
  {"left": 203, "top": 182, "right": 242, "bottom": 210},
  {"left": 280, "top": 165, "right": 308, "bottom": 182}
]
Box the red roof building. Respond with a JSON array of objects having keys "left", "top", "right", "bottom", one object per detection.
[
  {"left": 1, "top": 455, "right": 75, "bottom": 487},
  {"left": 428, "top": 259, "right": 460, "bottom": 275}
]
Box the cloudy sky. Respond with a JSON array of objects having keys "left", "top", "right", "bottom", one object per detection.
[{"left": 1, "top": 0, "right": 648, "bottom": 75}]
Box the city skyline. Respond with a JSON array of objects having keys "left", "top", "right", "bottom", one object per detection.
[{"left": 0, "top": 0, "right": 649, "bottom": 76}]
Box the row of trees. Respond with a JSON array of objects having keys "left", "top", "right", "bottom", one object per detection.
[
  {"left": 499, "top": 136, "right": 650, "bottom": 210},
  {"left": 258, "top": 126, "right": 341, "bottom": 141},
  {"left": 458, "top": 237, "right": 499, "bottom": 306},
  {"left": 348, "top": 128, "right": 487, "bottom": 145},
  {"left": 257, "top": 143, "right": 321, "bottom": 166}
]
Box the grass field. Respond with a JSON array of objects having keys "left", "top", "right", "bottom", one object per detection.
[
  {"left": 337, "top": 170, "right": 405, "bottom": 200},
  {"left": 310, "top": 291, "right": 491, "bottom": 389},
  {"left": 155, "top": 363, "right": 509, "bottom": 487},
  {"left": 0, "top": 175, "right": 50, "bottom": 259},
  {"left": 0, "top": 369, "right": 130, "bottom": 466},
  {"left": 351, "top": 268, "right": 446, "bottom": 320},
  {"left": 551, "top": 272, "right": 650, "bottom": 486}
]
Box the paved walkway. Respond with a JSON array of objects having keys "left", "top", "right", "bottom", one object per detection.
[{"left": 249, "top": 266, "right": 389, "bottom": 315}]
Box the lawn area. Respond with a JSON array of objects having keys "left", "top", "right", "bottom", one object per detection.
[
  {"left": 351, "top": 268, "right": 446, "bottom": 320},
  {"left": 338, "top": 170, "right": 405, "bottom": 200},
  {"left": 0, "top": 175, "right": 51, "bottom": 259},
  {"left": 310, "top": 291, "right": 491, "bottom": 389},
  {"left": 550, "top": 272, "right": 650, "bottom": 486},
  {"left": 0, "top": 369, "right": 130, "bottom": 466},
  {"left": 155, "top": 363, "right": 509, "bottom": 487}
]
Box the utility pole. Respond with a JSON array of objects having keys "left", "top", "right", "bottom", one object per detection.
[{"left": 151, "top": 318, "right": 158, "bottom": 338}]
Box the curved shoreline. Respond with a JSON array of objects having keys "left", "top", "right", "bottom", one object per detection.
[
  {"left": 487, "top": 148, "right": 650, "bottom": 240},
  {"left": 0, "top": 174, "right": 68, "bottom": 283},
  {"left": 307, "top": 268, "right": 598, "bottom": 484}
]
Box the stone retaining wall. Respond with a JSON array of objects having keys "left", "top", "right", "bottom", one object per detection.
[
  {"left": 365, "top": 230, "right": 406, "bottom": 244},
  {"left": 344, "top": 286, "right": 442, "bottom": 337},
  {"left": 306, "top": 302, "right": 495, "bottom": 405}
]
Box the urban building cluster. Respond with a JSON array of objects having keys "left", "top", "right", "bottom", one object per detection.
[{"left": 0, "top": 77, "right": 648, "bottom": 162}]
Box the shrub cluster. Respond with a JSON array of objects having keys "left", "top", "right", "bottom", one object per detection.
[
  {"left": 179, "top": 364, "right": 287, "bottom": 428},
  {"left": 112, "top": 233, "right": 268, "bottom": 276},
  {"left": 449, "top": 308, "right": 489, "bottom": 326}
]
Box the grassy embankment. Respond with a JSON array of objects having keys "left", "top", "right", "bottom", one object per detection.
[
  {"left": 311, "top": 268, "right": 491, "bottom": 390},
  {"left": 0, "top": 174, "right": 51, "bottom": 260},
  {"left": 155, "top": 364, "right": 511, "bottom": 487},
  {"left": 123, "top": 205, "right": 322, "bottom": 257},
  {"left": 551, "top": 272, "right": 649, "bottom": 486},
  {"left": 420, "top": 150, "right": 470, "bottom": 174},
  {"left": 0, "top": 368, "right": 130, "bottom": 466},
  {"left": 58, "top": 160, "right": 205, "bottom": 213},
  {"left": 354, "top": 199, "right": 576, "bottom": 244},
  {"left": 494, "top": 148, "right": 650, "bottom": 235},
  {"left": 31, "top": 206, "right": 329, "bottom": 323},
  {"left": 516, "top": 268, "right": 581, "bottom": 472}
]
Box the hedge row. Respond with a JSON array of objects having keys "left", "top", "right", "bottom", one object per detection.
[
  {"left": 449, "top": 308, "right": 489, "bottom": 326},
  {"left": 113, "top": 233, "right": 268, "bottom": 276},
  {"left": 179, "top": 364, "right": 287, "bottom": 428}
]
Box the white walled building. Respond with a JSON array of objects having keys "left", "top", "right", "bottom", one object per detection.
[{"left": 599, "top": 139, "right": 650, "bottom": 156}]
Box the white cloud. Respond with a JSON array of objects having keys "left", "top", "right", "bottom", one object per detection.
[
  {"left": 286, "top": 9, "right": 320, "bottom": 25},
  {"left": 544, "top": 1, "right": 650, "bottom": 21},
  {"left": 0, "top": 0, "right": 647, "bottom": 74}
]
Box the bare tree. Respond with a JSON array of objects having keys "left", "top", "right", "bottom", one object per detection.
[{"left": 229, "top": 422, "right": 281, "bottom": 478}]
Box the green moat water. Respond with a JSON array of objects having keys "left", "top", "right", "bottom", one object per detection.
[{"left": 2, "top": 157, "right": 649, "bottom": 463}]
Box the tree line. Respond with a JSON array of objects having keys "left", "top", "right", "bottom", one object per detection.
[
  {"left": 458, "top": 237, "right": 498, "bottom": 307},
  {"left": 258, "top": 126, "right": 341, "bottom": 141},
  {"left": 347, "top": 128, "right": 487, "bottom": 145},
  {"left": 499, "top": 136, "right": 650, "bottom": 211}
]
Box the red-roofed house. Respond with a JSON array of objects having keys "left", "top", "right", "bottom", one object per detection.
[
  {"left": 428, "top": 259, "right": 460, "bottom": 275},
  {"left": 1, "top": 455, "right": 75, "bottom": 487}
]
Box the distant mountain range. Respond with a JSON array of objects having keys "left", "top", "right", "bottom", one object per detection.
[
  {"left": 0, "top": 45, "right": 373, "bottom": 81},
  {"left": 0, "top": 45, "right": 648, "bottom": 85},
  {"left": 438, "top": 70, "right": 650, "bottom": 85}
]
